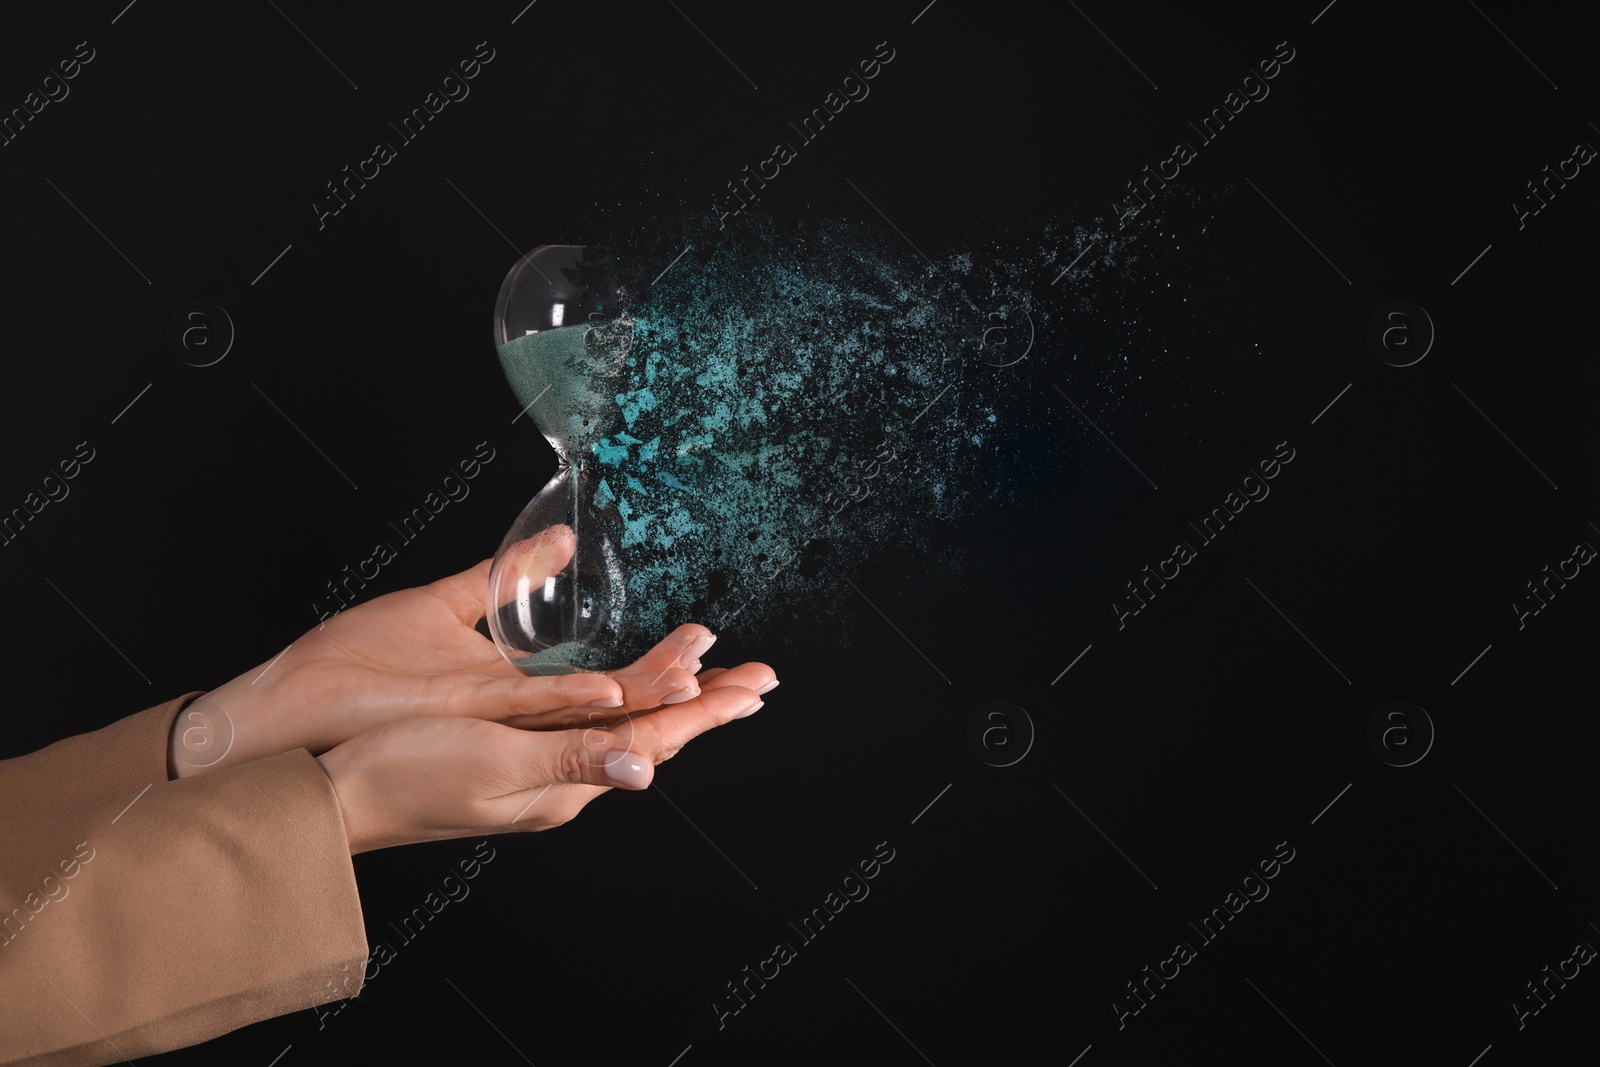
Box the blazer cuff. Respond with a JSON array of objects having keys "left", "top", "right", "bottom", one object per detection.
[
  {"left": 0, "top": 747, "right": 367, "bottom": 1064},
  {"left": 0, "top": 691, "right": 202, "bottom": 820}
]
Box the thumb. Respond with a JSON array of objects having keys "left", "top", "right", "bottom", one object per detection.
[
  {"left": 422, "top": 557, "right": 496, "bottom": 626},
  {"left": 478, "top": 726, "right": 652, "bottom": 829},
  {"left": 514, "top": 722, "right": 655, "bottom": 794}
]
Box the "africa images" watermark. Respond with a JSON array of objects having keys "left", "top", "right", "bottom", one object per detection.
[
  {"left": 0, "top": 441, "right": 97, "bottom": 549},
  {"left": 1510, "top": 931, "right": 1595, "bottom": 1031},
  {"left": 716, "top": 41, "right": 896, "bottom": 229},
  {"left": 312, "top": 441, "right": 496, "bottom": 624},
  {"left": 1112, "top": 840, "right": 1296, "bottom": 1029},
  {"left": 314, "top": 42, "right": 497, "bottom": 230},
  {"left": 312, "top": 839, "right": 497, "bottom": 1027},
  {"left": 1112, "top": 441, "right": 1297, "bottom": 629},
  {"left": 0, "top": 39, "right": 96, "bottom": 149},
  {"left": 0, "top": 841, "right": 96, "bottom": 949},
  {"left": 1511, "top": 534, "right": 1594, "bottom": 631},
  {"left": 712, "top": 840, "right": 896, "bottom": 1029},
  {"left": 1112, "top": 40, "right": 1296, "bottom": 229}
]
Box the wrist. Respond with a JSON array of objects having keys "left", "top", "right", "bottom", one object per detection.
[
  {"left": 167, "top": 690, "right": 244, "bottom": 779},
  {"left": 316, "top": 744, "right": 369, "bottom": 856}
]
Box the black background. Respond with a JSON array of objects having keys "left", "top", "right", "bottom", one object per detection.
[{"left": 3, "top": 1, "right": 1598, "bottom": 1063}]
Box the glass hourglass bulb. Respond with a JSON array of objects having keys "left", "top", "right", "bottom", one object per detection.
[{"left": 486, "top": 244, "right": 635, "bottom": 674}]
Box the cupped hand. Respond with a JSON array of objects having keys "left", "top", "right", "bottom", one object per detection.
[
  {"left": 314, "top": 680, "right": 767, "bottom": 853},
  {"left": 169, "top": 557, "right": 774, "bottom": 778}
]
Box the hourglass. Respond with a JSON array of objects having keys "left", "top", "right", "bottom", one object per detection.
[{"left": 486, "top": 245, "right": 636, "bottom": 674}]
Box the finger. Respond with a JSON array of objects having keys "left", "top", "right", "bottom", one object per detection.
[
  {"left": 422, "top": 557, "right": 496, "bottom": 627},
  {"left": 500, "top": 660, "right": 768, "bottom": 732},
  {"left": 583, "top": 674, "right": 770, "bottom": 742},
  {"left": 496, "top": 685, "right": 764, "bottom": 802},
  {"left": 513, "top": 671, "right": 625, "bottom": 710},
  {"left": 499, "top": 690, "right": 648, "bottom": 731},
  {"left": 618, "top": 665, "right": 703, "bottom": 710},
  {"left": 524, "top": 661, "right": 774, "bottom": 730},
  {"left": 697, "top": 661, "right": 778, "bottom": 696},
  {"left": 613, "top": 624, "right": 717, "bottom": 682},
  {"left": 619, "top": 684, "right": 768, "bottom": 761},
  {"left": 425, "top": 668, "right": 624, "bottom": 726}
]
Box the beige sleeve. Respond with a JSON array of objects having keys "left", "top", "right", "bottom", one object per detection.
[
  {"left": 0, "top": 701, "right": 368, "bottom": 1065},
  {"left": 0, "top": 693, "right": 202, "bottom": 820}
]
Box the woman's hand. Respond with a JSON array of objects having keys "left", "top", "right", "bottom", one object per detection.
[
  {"left": 169, "top": 558, "right": 770, "bottom": 778},
  {"left": 314, "top": 680, "right": 767, "bottom": 853}
]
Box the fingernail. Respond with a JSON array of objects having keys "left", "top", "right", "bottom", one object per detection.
[
  {"left": 661, "top": 686, "right": 699, "bottom": 705},
  {"left": 587, "top": 696, "right": 624, "bottom": 708},
  {"left": 603, "top": 749, "right": 651, "bottom": 788},
  {"left": 683, "top": 633, "right": 717, "bottom": 663},
  {"left": 733, "top": 699, "right": 764, "bottom": 719},
  {"left": 755, "top": 679, "right": 780, "bottom": 695}
]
